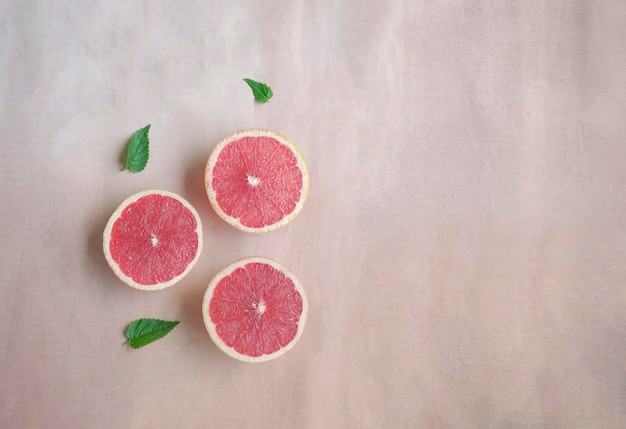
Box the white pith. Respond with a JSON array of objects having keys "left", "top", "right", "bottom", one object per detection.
[
  {"left": 202, "top": 257, "right": 308, "bottom": 363},
  {"left": 205, "top": 129, "right": 310, "bottom": 234},
  {"left": 252, "top": 300, "right": 267, "bottom": 314},
  {"left": 247, "top": 175, "right": 261, "bottom": 187},
  {"left": 102, "top": 189, "right": 203, "bottom": 291}
]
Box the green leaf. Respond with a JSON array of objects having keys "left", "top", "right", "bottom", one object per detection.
[
  {"left": 124, "top": 124, "right": 151, "bottom": 172},
  {"left": 124, "top": 318, "right": 179, "bottom": 349},
  {"left": 243, "top": 78, "right": 273, "bottom": 103}
]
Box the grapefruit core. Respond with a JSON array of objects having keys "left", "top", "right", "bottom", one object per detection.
[
  {"left": 205, "top": 129, "right": 309, "bottom": 233},
  {"left": 202, "top": 257, "right": 308, "bottom": 363},
  {"left": 103, "top": 190, "right": 203, "bottom": 291}
]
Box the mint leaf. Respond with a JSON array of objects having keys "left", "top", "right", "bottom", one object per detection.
[
  {"left": 124, "top": 318, "right": 179, "bottom": 349},
  {"left": 243, "top": 78, "right": 273, "bottom": 103},
  {"left": 124, "top": 124, "right": 151, "bottom": 172}
]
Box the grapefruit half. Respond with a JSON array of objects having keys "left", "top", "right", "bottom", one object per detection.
[
  {"left": 205, "top": 129, "right": 309, "bottom": 233},
  {"left": 103, "top": 190, "right": 203, "bottom": 291},
  {"left": 202, "top": 257, "right": 308, "bottom": 362}
]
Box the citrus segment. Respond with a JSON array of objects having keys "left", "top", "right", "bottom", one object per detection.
[
  {"left": 205, "top": 129, "right": 309, "bottom": 233},
  {"left": 103, "top": 190, "right": 203, "bottom": 291},
  {"left": 203, "top": 257, "right": 308, "bottom": 362}
]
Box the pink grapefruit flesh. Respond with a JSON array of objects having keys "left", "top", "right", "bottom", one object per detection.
[
  {"left": 205, "top": 129, "right": 309, "bottom": 233},
  {"left": 202, "top": 257, "right": 308, "bottom": 362},
  {"left": 103, "top": 190, "right": 203, "bottom": 291}
]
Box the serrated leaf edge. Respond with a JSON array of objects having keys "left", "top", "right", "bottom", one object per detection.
[
  {"left": 243, "top": 78, "right": 273, "bottom": 103},
  {"left": 125, "top": 124, "right": 151, "bottom": 172},
  {"left": 124, "top": 318, "right": 179, "bottom": 349}
]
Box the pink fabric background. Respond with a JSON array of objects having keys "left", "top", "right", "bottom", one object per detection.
[{"left": 2, "top": 1, "right": 626, "bottom": 428}]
